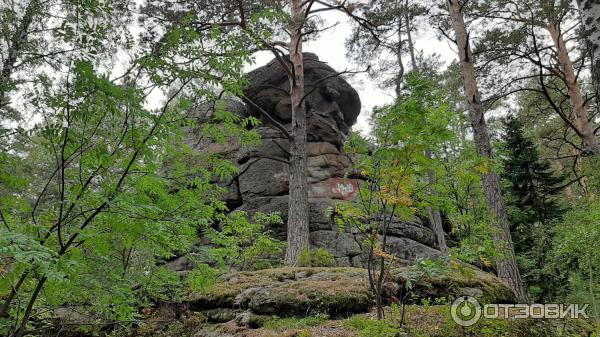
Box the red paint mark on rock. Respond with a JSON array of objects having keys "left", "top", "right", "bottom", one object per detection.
[{"left": 331, "top": 178, "right": 358, "bottom": 200}]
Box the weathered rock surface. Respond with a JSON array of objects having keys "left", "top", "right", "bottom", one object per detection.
[
  {"left": 187, "top": 53, "right": 444, "bottom": 267},
  {"left": 187, "top": 266, "right": 516, "bottom": 319},
  {"left": 189, "top": 268, "right": 373, "bottom": 317},
  {"left": 243, "top": 53, "right": 361, "bottom": 129}
]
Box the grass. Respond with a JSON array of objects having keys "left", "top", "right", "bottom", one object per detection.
[
  {"left": 261, "top": 315, "right": 328, "bottom": 331},
  {"left": 345, "top": 315, "right": 402, "bottom": 337},
  {"left": 345, "top": 306, "right": 600, "bottom": 337}
]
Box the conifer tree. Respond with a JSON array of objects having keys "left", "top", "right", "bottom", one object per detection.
[{"left": 501, "top": 115, "right": 566, "bottom": 301}]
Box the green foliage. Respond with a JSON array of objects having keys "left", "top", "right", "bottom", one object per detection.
[
  {"left": 340, "top": 72, "right": 461, "bottom": 235},
  {"left": 405, "top": 258, "right": 447, "bottom": 288},
  {"left": 500, "top": 115, "right": 573, "bottom": 302},
  {"left": 0, "top": 1, "right": 283, "bottom": 330},
  {"left": 552, "top": 198, "right": 600, "bottom": 319},
  {"left": 297, "top": 247, "right": 337, "bottom": 267},
  {"left": 187, "top": 264, "right": 219, "bottom": 294},
  {"left": 203, "top": 211, "right": 285, "bottom": 271},
  {"left": 339, "top": 73, "right": 460, "bottom": 318},
  {"left": 448, "top": 214, "right": 499, "bottom": 268},
  {"left": 501, "top": 115, "right": 566, "bottom": 242}
]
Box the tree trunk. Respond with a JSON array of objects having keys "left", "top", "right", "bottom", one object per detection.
[
  {"left": 404, "top": 2, "right": 418, "bottom": 71},
  {"left": 588, "top": 255, "right": 599, "bottom": 321},
  {"left": 395, "top": 26, "right": 404, "bottom": 97},
  {"left": 284, "top": 0, "right": 310, "bottom": 266},
  {"left": 0, "top": 0, "right": 38, "bottom": 108},
  {"left": 0, "top": 272, "right": 28, "bottom": 318},
  {"left": 545, "top": 21, "right": 599, "bottom": 155},
  {"left": 553, "top": 158, "right": 574, "bottom": 200},
  {"left": 12, "top": 277, "right": 46, "bottom": 337},
  {"left": 446, "top": 0, "right": 528, "bottom": 302},
  {"left": 577, "top": 0, "right": 600, "bottom": 131},
  {"left": 426, "top": 151, "right": 448, "bottom": 254}
]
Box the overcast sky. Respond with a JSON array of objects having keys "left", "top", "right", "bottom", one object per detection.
[{"left": 247, "top": 10, "right": 456, "bottom": 135}]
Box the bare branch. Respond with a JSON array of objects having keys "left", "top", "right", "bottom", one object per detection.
[{"left": 241, "top": 95, "right": 292, "bottom": 140}]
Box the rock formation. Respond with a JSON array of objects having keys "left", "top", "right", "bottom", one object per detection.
[{"left": 187, "top": 53, "right": 442, "bottom": 267}]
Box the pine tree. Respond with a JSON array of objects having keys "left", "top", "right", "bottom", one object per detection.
[
  {"left": 501, "top": 115, "right": 567, "bottom": 301},
  {"left": 446, "top": 0, "right": 527, "bottom": 302}
]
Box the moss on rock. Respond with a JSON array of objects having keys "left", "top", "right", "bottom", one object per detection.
[
  {"left": 391, "top": 263, "right": 517, "bottom": 304},
  {"left": 189, "top": 267, "right": 373, "bottom": 317}
]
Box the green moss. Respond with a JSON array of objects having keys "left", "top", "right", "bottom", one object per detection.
[
  {"left": 188, "top": 267, "right": 372, "bottom": 315},
  {"left": 391, "top": 262, "right": 517, "bottom": 304},
  {"left": 262, "top": 315, "right": 328, "bottom": 331},
  {"left": 400, "top": 305, "right": 598, "bottom": 337}
]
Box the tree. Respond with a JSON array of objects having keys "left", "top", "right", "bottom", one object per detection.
[
  {"left": 240, "top": 0, "right": 375, "bottom": 265},
  {"left": 346, "top": 0, "right": 447, "bottom": 253},
  {"left": 543, "top": 0, "right": 599, "bottom": 155},
  {"left": 339, "top": 73, "right": 458, "bottom": 319},
  {"left": 283, "top": 0, "right": 310, "bottom": 265},
  {"left": 0, "top": 0, "right": 131, "bottom": 125},
  {"left": 445, "top": 0, "right": 528, "bottom": 302},
  {"left": 393, "top": 73, "right": 457, "bottom": 254},
  {"left": 507, "top": 83, "right": 591, "bottom": 199},
  {"left": 345, "top": 0, "right": 430, "bottom": 95},
  {"left": 501, "top": 115, "right": 567, "bottom": 301},
  {"left": 0, "top": 1, "right": 280, "bottom": 334},
  {"left": 472, "top": 0, "right": 599, "bottom": 156},
  {"left": 553, "top": 198, "right": 600, "bottom": 320},
  {"left": 577, "top": 0, "right": 600, "bottom": 119}
]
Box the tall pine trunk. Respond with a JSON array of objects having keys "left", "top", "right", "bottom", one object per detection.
[
  {"left": 284, "top": 0, "right": 309, "bottom": 265},
  {"left": 546, "top": 21, "right": 600, "bottom": 155},
  {"left": 446, "top": 0, "right": 527, "bottom": 302}
]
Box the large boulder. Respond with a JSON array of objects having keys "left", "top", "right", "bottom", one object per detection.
[
  {"left": 238, "top": 158, "right": 289, "bottom": 198},
  {"left": 189, "top": 268, "right": 373, "bottom": 317},
  {"left": 243, "top": 53, "right": 361, "bottom": 129},
  {"left": 187, "top": 265, "right": 517, "bottom": 318},
  {"left": 185, "top": 53, "right": 446, "bottom": 268}
]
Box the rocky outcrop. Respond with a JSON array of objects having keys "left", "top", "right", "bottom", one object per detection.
[
  {"left": 187, "top": 53, "right": 442, "bottom": 267},
  {"left": 135, "top": 269, "right": 594, "bottom": 337},
  {"left": 187, "top": 266, "right": 516, "bottom": 319},
  {"left": 190, "top": 268, "right": 373, "bottom": 318}
]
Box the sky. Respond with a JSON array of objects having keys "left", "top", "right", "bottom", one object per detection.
[{"left": 246, "top": 9, "right": 456, "bottom": 135}]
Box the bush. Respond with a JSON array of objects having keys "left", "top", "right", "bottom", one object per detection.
[
  {"left": 297, "top": 247, "right": 337, "bottom": 267},
  {"left": 187, "top": 263, "right": 219, "bottom": 293},
  {"left": 204, "top": 211, "right": 285, "bottom": 271}
]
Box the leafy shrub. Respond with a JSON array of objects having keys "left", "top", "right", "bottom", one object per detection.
[
  {"left": 187, "top": 263, "right": 219, "bottom": 293},
  {"left": 297, "top": 247, "right": 336, "bottom": 267},
  {"left": 204, "top": 211, "right": 285, "bottom": 270}
]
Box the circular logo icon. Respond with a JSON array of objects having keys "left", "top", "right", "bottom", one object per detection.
[{"left": 451, "top": 296, "right": 482, "bottom": 326}]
